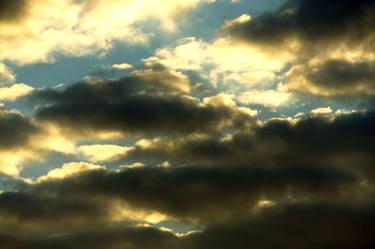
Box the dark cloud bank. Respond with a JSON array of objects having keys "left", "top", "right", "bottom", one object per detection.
[
  {"left": 30, "top": 74, "right": 252, "bottom": 136},
  {"left": 0, "top": 165, "right": 373, "bottom": 249}
]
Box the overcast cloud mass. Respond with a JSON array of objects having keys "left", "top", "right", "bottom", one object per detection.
[{"left": 0, "top": 0, "right": 374, "bottom": 248}]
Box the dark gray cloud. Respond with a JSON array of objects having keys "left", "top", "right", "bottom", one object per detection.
[
  {"left": 0, "top": 191, "right": 109, "bottom": 229},
  {"left": 0, "top": 226, "right": 181, "bottom": 249},
  {"left": 306, "top": 60, "right": 375, "bottom": 88},
  {"left": 0, "top": 111, "right": 38, "bottom": 149},
  {"left": 190, "top": 202, "right": 375, "bottom": 249},
  {"left": 30, "top": 76, "right": 253, "bottom": 136},
  {"left": 0, "top": 164, "right": 356, "bottom": 229},
  {"left": 0, "top": 202, "right": 373, "bottom": 249},
  {"left": 0, "top": 0, "right": 28, "bottom": 22},
  {"left": 286, "top": 59, "right": 375, "bottom": 97},
  {"left": 123, "top": 110, "right": 375, "bottom": 181},
  {"left": 224, "top": 0, "right": 375, "bottom": 48}
]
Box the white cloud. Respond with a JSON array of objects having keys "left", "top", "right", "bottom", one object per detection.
[
  {"left": 0, "top": 83, "right": 34, "bottom": 101},
  {"left": 0, "top": 63, "right": 16, "bottom": 86},
  {"left": 152, "top": 37, "right": 290, "bottom": 87},
  {"left": 238, "top": 90, "right": 295, "bottom": 108},
  {"left": 310, "top": 107, "right": 333, "bottom": 116},
  {"left": 37, "top": 162, "right": 105, "bottom": 182},
  {"left": 0, "top": 0, "right": 215, "bottom": 64},
  {"left": 111, "top": 63, "right": 133, "bottom": 70},
  {"left": 78, "top": 144, "right": 134, "bottom": 162}
]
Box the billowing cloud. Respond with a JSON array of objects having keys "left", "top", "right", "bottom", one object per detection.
[
  {"left": 189, "top": 202, "right": 375, "bottom": 249},
  {"left": 0, "top": 63, "right": 16, "bottom": 86},
  {"left": 0, "top": 110, "right": 40, "bottom": 175},
  {"left": 149, "top": 37, "right": 289, "bottom": 87},
  {"left": 0, "top": 63, "right": 34, "bottom": 102},
  {"left": 223, "top": 0, "right": 375, "bottom": 52},
  {"left": 119, "top": 110, "right": 375, "bottom": 182},
  {"left": 0, "top": 225, "right": 181, "bottom": 249},
  {"left": 0, "top": 1, "right": 374, "bottom": 248},
  {"left": 0, "top": 0, "right": 28, "bottom": 23},
  {"left": 0, "top": 164, "right": 357, "bottom": 229},
  {"left": 77, "top": 144, "right": 134, "bottom": 163},
  {"left": 0, "top": 111, "right": 37, "bottom": 150},
  {"left": 285, "top": 59, "right": 375, "bottom": 97},
  {"left": 0, "top": 165, "right": 371, "bottom": 248},
  {"left": 0, "top": 201, "right": 374, "bottom": 249},
  {"left": 0, "top": 83, "right": 34, "bottom": 101},
  {"left": 0, "top": 0, "right": 215, "bottom": 64},
  {"left": 30, "top": 75, "right": 255, "bottom": 137},
  {"left": 222, "top": 0, "right": 375, "bottom": 98},
  {"left": 237, "top": 89, "right": 295, "bottom": 108}
]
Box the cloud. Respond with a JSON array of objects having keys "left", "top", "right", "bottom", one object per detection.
[
  {"left": 0, "top": 188, "right": 373, "bottom": 249},
  {"left": 0, "top": 110, "right": 40, "bottom": 175},
  {"left": 189, "top": 202, "right": 375, "bottom": 249},
  {"left": 36, "top": 162, "right": 105, "bottom": 182},
  {"left": 222, "top": 0, "right": 375, "bottom": 99},
  {"left": 284, "top": 59, "right": 375, "bottom": 97},
  {"left": 0, "top": 0, "right": 215, "bottom": 64},
  {"left": 149, "top": 37, "right": 289, "bottom": 87},
  {"left": 118, "top": 110, "right": 375, "bottom": 182},
  {"left": 0, "top": 83, "right": 34, "bottom": 101},
  {"left": 0, "top": 63, "right": 16, "bottom": 86},
  {"left": 223, "top": 0, "right": 375, "bottom": 50},
  {"left": 0, "top": 162, "right": 358, "bottom": 242},
  {"left": 310, "top": 106, "right": 333, "bottom": 116},
  {"left": 0, "top": 225, "right": 181, "bottom": 249},
  {"left": 0, "top": 110, "right": 38, "bottom": 150},
  {"left": 18, "top": 165, "right": 354, "bottom": 224},
  {"left": 0, "top": 1, "right": 374, "bottom": 248},
  {"left": 111, "top": 63, "right": 133, "bottom": 70},
  {"left": 0, "top": 0, "right": 28, "bottom": 23},
  {"left": 29, "top": 75, "right": 254, "bottom": 138},
  {"left": 77, "top": 144, "right": 134, "bottom": 163},
  {"left": 0, "top": 163, "right": 374, "bottom": 248},
  {"left": 237, "top": 89, "right": 295, "bottom": 108}
]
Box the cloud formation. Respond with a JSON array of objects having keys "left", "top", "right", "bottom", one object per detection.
[
  {"left": 0, "top": 1, "right": 374, "bottom": 248},
  {"left": 0, "top": 0, "right": 215, "bottom": 64},
  {"left": 115, "top": 110, "right": 375, "bottom": 184},
  {"left": 0, "top": 174, "right": 373, "bottom": 249},
  {"left": 223, "top": 0, "right": 375, "bottom": 98},
  {"left": 30, "top": 74, "right": 254, "bottom": 137}
]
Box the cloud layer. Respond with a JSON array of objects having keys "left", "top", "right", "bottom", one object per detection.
[{"left": 0, "top": 0, "right": 374, "bottom": 248}]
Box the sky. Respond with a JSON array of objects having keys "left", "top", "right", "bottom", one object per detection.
[{"left": 0, "top": 0, "right": 374, "bottom": 248}]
